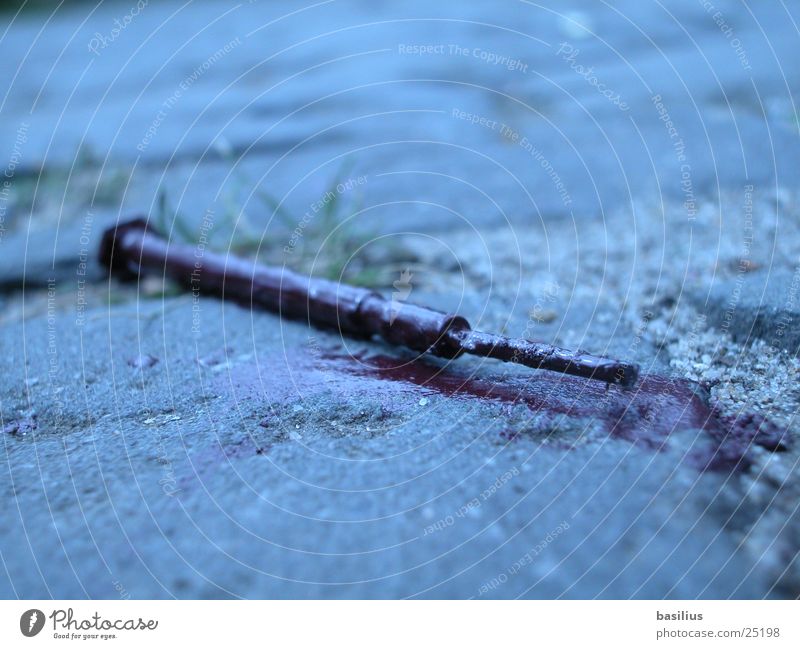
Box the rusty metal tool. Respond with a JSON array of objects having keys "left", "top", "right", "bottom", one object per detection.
[{"left": 99, "top": 218, "right": 639, "bottom": 386}]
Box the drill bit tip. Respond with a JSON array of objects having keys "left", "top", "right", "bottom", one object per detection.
[{"left": 448, "top": 329, "right": 639, "bottom": 387}]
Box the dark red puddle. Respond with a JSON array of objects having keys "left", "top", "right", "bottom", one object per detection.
[
  {"left": 315, "top": 350, "right": 788, "bottom": 473},
  {"left": 198, "top": 346, "right": 787, "bottom": 479}
]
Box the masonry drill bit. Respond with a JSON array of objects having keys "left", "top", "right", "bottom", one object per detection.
[{"left": 99, "top": 217, "right": 639, "bottom": 387}]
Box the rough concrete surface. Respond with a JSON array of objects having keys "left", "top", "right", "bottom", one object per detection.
[{"left": 0, "top": 1, "right": 798, "bottom": 599}]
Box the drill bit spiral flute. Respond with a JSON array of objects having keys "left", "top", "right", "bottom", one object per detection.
[{"left": 100, "top": 218, "right": 639, "bottom": 387}]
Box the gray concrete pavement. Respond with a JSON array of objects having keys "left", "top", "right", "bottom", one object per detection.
[{"left": 1, "top": 0, "right": 798, "bottom": 598}]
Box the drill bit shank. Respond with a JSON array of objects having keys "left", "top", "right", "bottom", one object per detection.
[{"left": 99, "top": 218, "right": 639, "bottom": 387}]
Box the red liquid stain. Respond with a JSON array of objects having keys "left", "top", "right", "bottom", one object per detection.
[
  {"left": 203, "top": 346, "right": 787, "bottom": 476},
  {"left": 313, "top": 350, "right": 788, "bottom": 473},
  {"left": 220, "top": 347, "right": 432, "bottom": 410}
]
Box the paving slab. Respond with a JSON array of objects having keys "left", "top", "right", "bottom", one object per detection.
[{"left": 1, "top": 0, "right": 799, "bottom": 599}]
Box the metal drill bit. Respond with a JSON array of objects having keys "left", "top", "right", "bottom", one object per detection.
[
  {"left": 447, "top": 329, "right": 638, "bottom": 386},
  {"left": 99, "top": 217, "right": 639, "bottom": 387}
]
